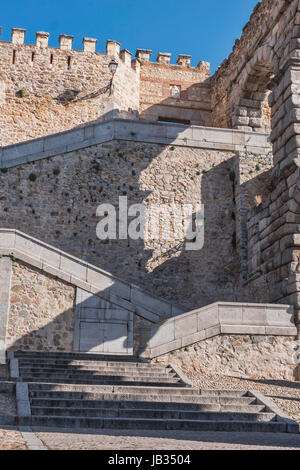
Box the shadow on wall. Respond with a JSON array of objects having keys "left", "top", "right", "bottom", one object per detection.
[
  {"left": 7, "top": 279, "right": 149, "bottom": 356},
  {"left": 0, "top": 91, "right": 243, "bottom": 310}
]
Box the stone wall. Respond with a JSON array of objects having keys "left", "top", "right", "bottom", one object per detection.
[
  {"left": 0, "top": 35, "right": 141, "bottom": 146},
  {"left": 211, "top": 0, "right": 298, "bottom": 131},
  {"left": 153, "top": 334, "right": 298, "bottom": 381},
  {"left": 6, "top": 260, "right": 75, "bottom": 352},
  {"left": 0, "top": 140, "right": 238, "bottom": 309},
  {"left": 138, "top": 54, "right": 211, "bottom": 126},
  {"left": 0, "top": 29, "right": 212, "bottom": 147}
]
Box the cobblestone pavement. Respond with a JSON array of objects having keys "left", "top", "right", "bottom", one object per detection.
[
  {"left": 35, "top": 428, "right": 300, "bottom": 450},
  {"left": 0, "top": 427, "right": 27, "bottom": 450}
]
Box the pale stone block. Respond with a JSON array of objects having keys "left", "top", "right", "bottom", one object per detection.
[
  {"left": 135, "top": 49, "right": 152, "bottom": 61},
  {"left": 242, "top": 306, "right": 267, "bottom": 325},
  {"left": 36, "top": 31, "right": 49, "bottom": 48},
  {"left": 151, "top": 339, "right": 182, "bottom": 358},
  {"left": 120, "top": 49, "right": 132, "bottom": 66},
  {"left": 60, "top": 255, "right": 87, "bottom": 281},
  {"left": 11, "top": 28, "right": 26, "bottom": 45},
  {"left": 181, "top": 330, "right": 206, "bottom": 347},
  {"left": 219, "top": 304, "right": 243, "bottom": 324},
  {"left": 131, "top": 288, "right": 171, "bottom": 316},
  {"left": 266, "top": 306, "right": 295, "bottom": 325},
  {"left": 0, "top": 230, "right": 16, "bottom": 249},
  {"left": 70, "top": 276, "right": 91, "bottom": 292},
  {"left": 166, "top": 126, "right": 193, "bottom": 140},
  {"left": 59, "top": 34, "right": 74, "bottom": 51},
  {"left": 40, "top": 247, "right": 60, "bottom": 269},
  {"left": 149, "top": 322, "right": 175, "bottom": 347},
  {"left": 176, "top": 54, "right": 191, "bottom": 67},
  {"left": 205, "top": 324, "right": 221, "bottom": 338},
  {"left": 10, "top": 359, "right": 19, "bottom": 378},
  {"left": 16, "top": 383, "right": 31, "bottom": 417},
  {"left": 133, "top": 305, "right": 161, "bottom": 323},
  {"left": 106, "top": 40, "right": 121, "bottom": 57},
  {"left": 44, "top": 129, "right": 84, "bottom": 151},
  {"left": 265, "top": 326, "right": 297, "bottom": 335},
  {"left": 83, "top": 37, "right": 97, "bottom": 53},
  {"left": 197, "top": 306, "right": 219, "bottom": 329},
  {"left": 221, "top": 324, "right": 266, "bottom": 335},
  {"left": 43, "top": 264, "right": 71, "bottom": 283},
  {"left": 15, "top": 234, "right": 42, "bottom": 259},
  {"left": 87, "top": 268, "right": 114, "bottom": 290},
  {"left": 3, "top": 139, "right": 44, "bottom": 162},
  {"left": 93, "top": 122, "right": 114, "bottom": 140},
  {"left": 174, "top": 313, "right": 197, "bottom": 339},
  {"left": 156, "top": 52, "right": 171, "bottom": 64},
  {"left": 14, "top": 251, "right": 43, "bottom": 270}
]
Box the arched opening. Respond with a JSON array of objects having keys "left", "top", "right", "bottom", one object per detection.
[{"left": 231, "top": 60, "right": 275, "bottom": 133}]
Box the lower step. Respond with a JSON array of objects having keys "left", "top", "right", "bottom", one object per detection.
[
  {"left": 21, "top": 416, "right": 288, "bottom": 432},
  {"left": 29, "top": 392, "right": 255, "bottom": 405},
  {"left": 24, "top": 378, "right": 184, "bottom": 387},
  {"left": 30, "top": 398, "right": 265, "bottom": 413},
  {"left": 30, "top": 406, "right": 276, "bottom": 422}
]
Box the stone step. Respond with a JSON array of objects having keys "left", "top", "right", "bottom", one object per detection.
[
  {"left": 22, "top": 375, "right": 183, "bottom": 386},
  {"left": 13, "top": 351, "right": 142, "bottom": 362},
  {"left": 30, "top": 406, "right": 276, "bottom": 422},
  {"left": 19, "top": 367, "right": 175, "bottom": 378},
  {"left": 18, "top": 360, "right": 159, "bottom": 369},
  {"left": 30, "top": 398, "right": 266, "bottom": 413},
  {"left": 21, "top": 416, "right": 288, "bottom": 433},
  {"left": 19, "top": 362, "right": 170, "bottom": 374},
  {"left": 28, "top": 384, "right": 246, "bottom": 397},
  {"left": 29, "top": 391, "right": 256, "bottom": 406}
]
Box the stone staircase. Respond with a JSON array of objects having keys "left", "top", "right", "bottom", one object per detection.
[{"left": 11, "top": 351, "right": 299, "bottom": 433}]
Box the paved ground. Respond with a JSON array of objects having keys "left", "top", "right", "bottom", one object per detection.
[
  {"left": 0, "top": 426, "right": 299, "bottom": 450},
  {"left": 33, "top": 428, "right": 300, "bottom": 450},
  {"left": 0, "top": 427, "right": 27, "bottom": 450}
]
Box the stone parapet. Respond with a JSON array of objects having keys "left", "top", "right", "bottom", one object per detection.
[
  {"left": 0, "top": 119, "right": 271, "bottom": 169},
  {"left": 140, "top": 302, "right": 297, "bottom": 358},
  {"left": 0, "top": 229, "right": 184, "bottom": 325}
]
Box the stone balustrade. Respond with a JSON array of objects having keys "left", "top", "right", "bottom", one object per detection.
[
  {"left": 139, "top": 302, "right": 297, "bottom": 358},
  {"left": 0, "top": 118, "right": 271, "bottom": 169}
]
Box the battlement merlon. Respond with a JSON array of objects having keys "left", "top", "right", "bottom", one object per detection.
[
  {"left": 136, "top": 48, "right": 210, "bottom": 73},
  {"left": 2, "top": 27, "right": 210, "bottom": 73}
]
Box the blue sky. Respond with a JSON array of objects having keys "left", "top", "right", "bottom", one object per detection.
[{"left": 1, "top": 0, "right": 258, "bottom": 72}]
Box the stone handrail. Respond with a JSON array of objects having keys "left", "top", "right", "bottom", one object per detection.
[
  {"left": 0, "top": 228, "right": 184, "bottom": 323},
  {"left": 139, "top": 301, "right": 297, "bottom": 358},
  {"left": 0, "top": 118, "right": 271, "bottom": 169}
]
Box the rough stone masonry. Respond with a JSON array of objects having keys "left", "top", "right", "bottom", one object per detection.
[{"left": 0, "top": 0, "right": 300, "bottom": 381}]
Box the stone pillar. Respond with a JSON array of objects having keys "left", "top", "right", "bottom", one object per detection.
[
  {"left": 266, "top": 57, "right": 300, "bottom": 336},
  {"left": 176, "top": 54, "right": 191, "bottom": 67},
  {"left": 0, "top": 257, "right": 12, "bottom": 364},
  {"left": 59, "top": 34, "right": 74, "bottom": 51},
  {"left": 120, "top": 49, "right": 132, "bottom": 66},
  {"left": 106, "top": 40, "right": 121, "bottom": 58},
  {"left": 36, "top": 31, "right": 49, "bottom": 48},
  {"left": 83, "top": 37, "right": 97, "bottom": 53},
  {"left": 135, "top": 49, "right": 152, "bottom": 62},
  {"left": 156, "top": 52, "right": 171, "bottom": 65},
  {"left": 11, "top": 28, "right": 26, "bottom": 45}
]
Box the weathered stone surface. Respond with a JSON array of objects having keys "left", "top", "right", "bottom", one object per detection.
[
  {"left": 153, "top": 335, "right": 298, "bottom": 381},
  {"left": 6, "top": 261, "right": 75, "bottom": 352},
  {"left": 0, "top": 141, "right": 238, "bottom": 309}
]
